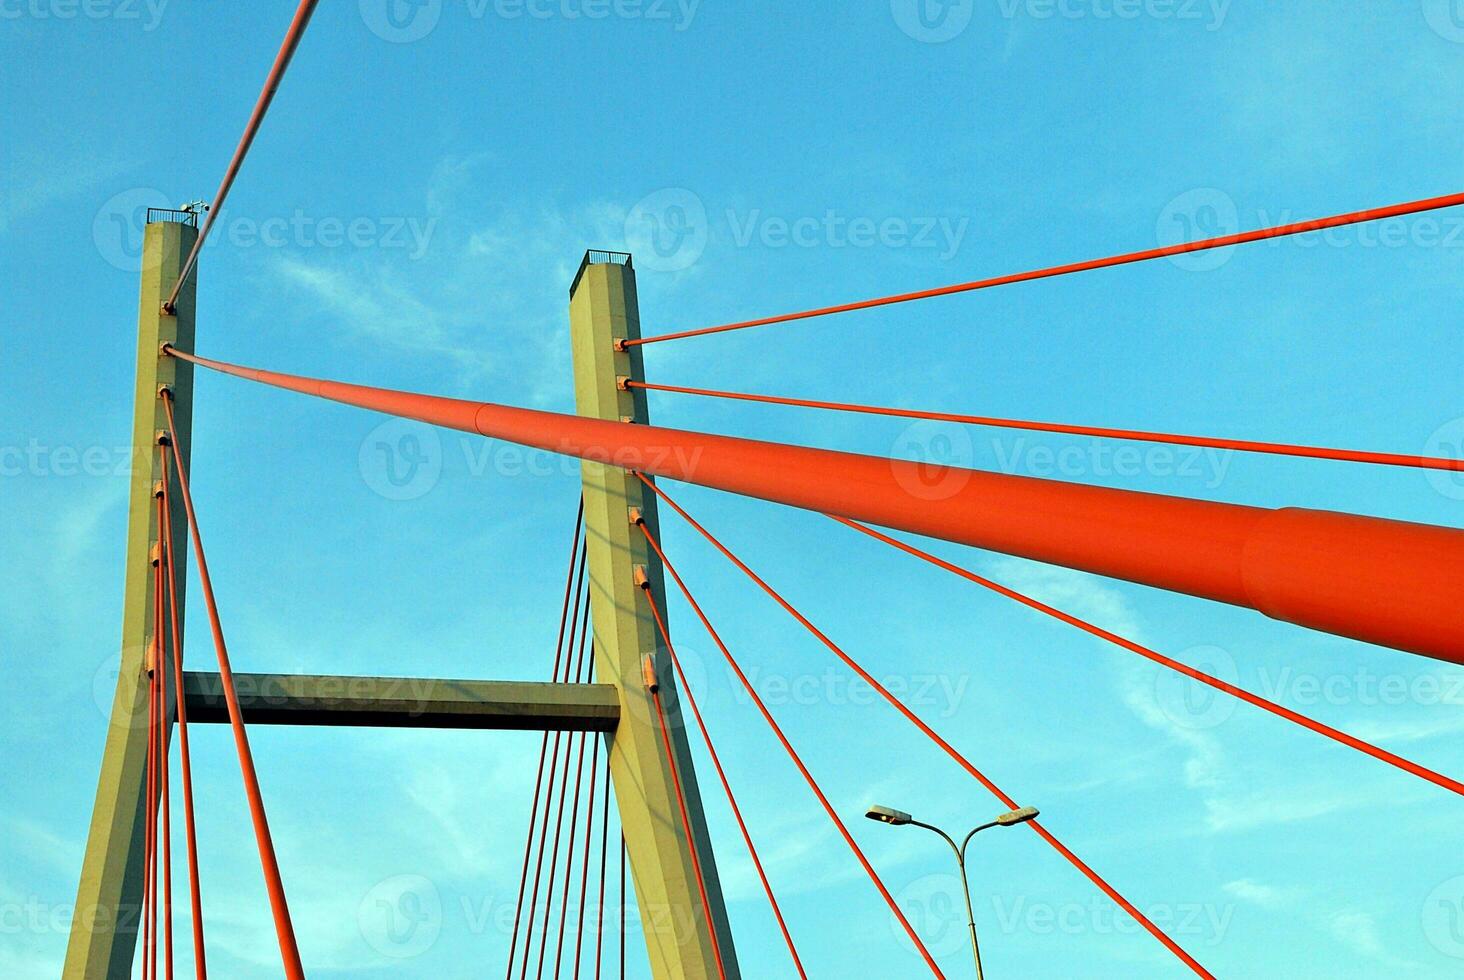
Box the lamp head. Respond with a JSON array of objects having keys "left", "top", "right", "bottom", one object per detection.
[
  {"left": 865, "top": 805, "right": 913, "bottom": 826},
  {"left": 996, "top": 806, "right": 1039, "bottom": 827}
]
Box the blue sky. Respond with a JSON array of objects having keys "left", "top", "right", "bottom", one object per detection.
[{"left": 5, "top": 1, "right": 1464, "bottom": 976}]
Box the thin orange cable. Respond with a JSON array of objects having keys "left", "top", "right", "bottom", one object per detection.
[
  {"left": 632, "top": 497, "right": 946, "bottom": 977},
  {"left": 507, "top": 501, "right": 585, "bottom": 980},
  {"left": 160, "top": 450, "right": 208, "bottom": 978},
  {"left": 833, "top": 516, "right": 1464, "bottom": 796},
  {"left": 623, "top": 190, "right": 1464, "bottom": 347},
  {"left": 142, "top": 598, "right": 157, "bottom": 980},
  {"left": 534, "top": 590, "right": 591, "bottom": 980},
  {"left": 552, "top": 650, "right": 595, "bottom": 980},
  {"left": 644, "top": 661, "right": 728, "bottom": 980},
  {"left": 588, "top": 749, "right": 611, "bottom": 980},
  {"left": 162, "top": 0, "right": 321, "bottom": 314},
  {"left": 153, "top": 487, "right": 174, "bottom": 980},
  {"left": 638, "top": 473, "right": 1212, "bottom": 979},
  {"left": 569, "top": 729, "right": 600, "bottom": 977},
  {"left": 160, "top": 394, "right": 304, "bottom": 978},
  {"left": 637, "top": 533, "right": 808, "bottom": 978},
  {"left": 627, "top": 380, "right": 1464, "bottom": 473},
  {"left": 520, "top": 549, "right": 587, "bottom": 980}
]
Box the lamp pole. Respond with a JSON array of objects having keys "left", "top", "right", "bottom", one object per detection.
[{"left": 866, "top": 804, "right": 1039, "bottom": 979}]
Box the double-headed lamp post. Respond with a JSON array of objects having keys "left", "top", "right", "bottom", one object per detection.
[{"left": 865, "top": 803, "right": 1039, "bottom": 979}]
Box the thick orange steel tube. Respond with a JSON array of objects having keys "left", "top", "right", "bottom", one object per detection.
[{"left": 166, "top": 347, "right": 1464, "bottom": 664}]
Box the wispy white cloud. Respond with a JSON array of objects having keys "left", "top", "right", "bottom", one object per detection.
[
  {"left": 1347, "top": 707, "right": 1464, "bottom": 746},
  {"left": 981, "top": 559, "right": 1230, "bottom": 785},
  {"left": 266, "top": 153, "right": 646, "bottom": 404},
  {"left": 273, "top": 256, "right": 497, "bottom": 382},
  {"left": 0, "top": 148, "right": 135, "bottom": 235},
  {"left": 1327, "top": 909, "right": 1385, "bottom": 957},
  {"left": 4, "top": 815, "right": 81, "bottom": 877},
  {"left": 1320, "top": 907, "right": 1421, "bottom": 971},
  {"left": 972, "top": 559, "right": 1403, "bottom": 837},
  {"left": 1200, "top": 781, "right": 1388, "bottom": 835},
  {"left": 1224, "top": 881, "right": 1422, "bottom": 972},
  {"left": 0, "top": 944, "right": 60, "bottom": 978},
  {"left": 1222, "top": 877, "right": 1305, "bottom": 910}
]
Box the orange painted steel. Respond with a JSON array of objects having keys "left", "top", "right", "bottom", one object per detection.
[
  {"left": 622, "top": 190, "right": 1464, "bottom": 347},
  {"left": 165, "top": 347, "right": 1464, "bottom": 663},
  {"left": 163, "top": 0, "right": 321, "bottom": 314},
  {"left": 506, "top": 503, "right": 583, "bottom": 980},
  {"left": 520, "top": 555, "right": 587, "bottom": 980},
  {"left": 627, "top": 379, "right": 1464, "bottom": 473},
  {"left": 641, "top": 516, "right": 947, "bottom": 977},
  {"left": 833, "top": 517, "right": 1464, "bottom": 796},
  {"left": 152, "top": 489, "right": 174, "bottom": 980},
  {"left": 553, "top": 641, "right": 596, "bottom": 980},
  {"left": 643, "top": 653, "right": 729, "bottom": 980},
  {"left": 570, "top": 729, "right": 601, "bottom": 978},
  {"left": 160, "top": 452, "right": 208, "bottom": 978},
  {"left": 641, "top": 475, "right": 1213, "bottom": 979},
  {"left": 639, "top": 576, "right": 808, "bottom": 978},
  {"left": 535, "top": 590, "right": 591, "bottom": 979},
  {"left": 161, "top": 394, "right": 304, "bottom": 979},
  {"left": 143, "top": 561, "right": 159, "bottom": 980}
]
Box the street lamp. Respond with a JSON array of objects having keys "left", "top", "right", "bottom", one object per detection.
[{"left": 864, "top": 803, "right": 1039, "bottom": 979}]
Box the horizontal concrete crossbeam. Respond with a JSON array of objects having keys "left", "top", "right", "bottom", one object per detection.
[{"left": 181, "top": 672, "right": 620, "bottom": 732}]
